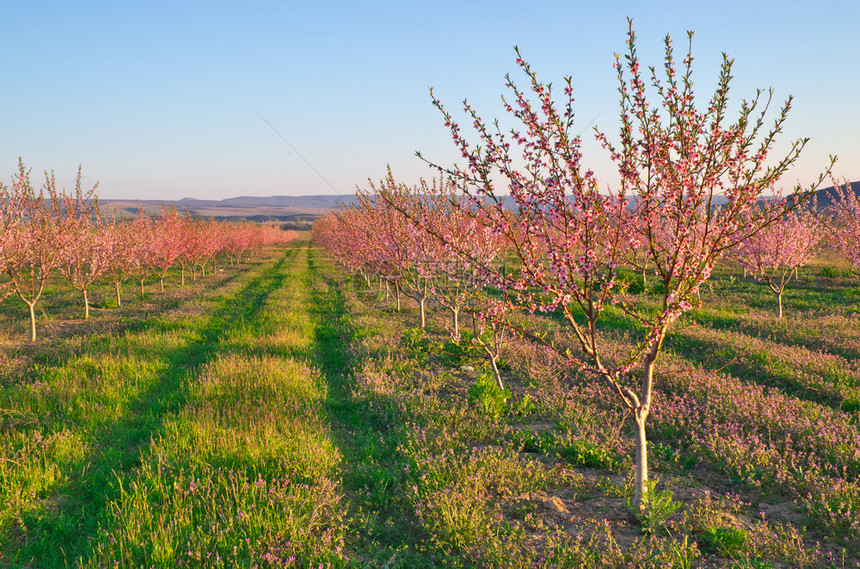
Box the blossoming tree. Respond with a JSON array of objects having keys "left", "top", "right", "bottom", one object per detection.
[
  {"left": 55, "top": 171, "right": 106, "bottom": 319},
  {"left": 128, "top": 209, "right": 158, "bottom": 296},
  {"left": 734, "top": 201, "right": 821, "bottom": 318},
  {"left": 360, "top": 170, "right": 465, "bottom": 329},
  {"left": 101, "top": 212, "right": 138, "bottom": 307},
  {"left": 418, "top": 21, "right": 834, "bottom": 508},
  {"left": 150, "top": 206, "right": 186, "bottom": 291},
  {"left": 826, "top": 180, "right": 860, "bottom": 275},
  {"left": 1, "top": 161, "right": 99, "bottom": 340}
]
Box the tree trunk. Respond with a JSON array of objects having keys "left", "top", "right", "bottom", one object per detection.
[
  {"left": 631, "top": 347, "right": 659, "bottom": 510},
  {"left": 115, "top": 282, "right": 122, "bottom": 307},
  {"left": 181, "top": 265, "right": 185, "bottom": 286},
  {"left": 476, "top": 335, "right": 505, "bottom": 396},
  {"left": 633, "top": 409, "right": 649, "bottom": 509},
  {"left": 452, "top": 306, "right": 460, "bottom": 337},
  {"left": 489, "top": 354, "right": 503, "bottom": 393},
  {"left": 83, "top": 289, "right": 89, "bottom": 320},
  {"left": 777, "top": 290, "right": 783, "bottom": 319},
  {"left": 27, "top": 301, "right": 36, "bottom": 342},
  {"left": 418, "top": 287, "right": 427, "bottom": 329}
]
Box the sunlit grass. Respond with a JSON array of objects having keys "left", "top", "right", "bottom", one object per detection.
[{"left": 2, "top": 242, "right": 860, "bottom": 567}]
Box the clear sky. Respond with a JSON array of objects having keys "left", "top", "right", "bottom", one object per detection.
[{"left": 1, "top": 0, "right": 856, "bottom": 201}]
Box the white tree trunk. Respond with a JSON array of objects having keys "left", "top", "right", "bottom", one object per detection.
[
  {"left": 28, "top": 302, "right": 36, "bottom": 342},
  {"left": 633, "top": 410, "right": 649, "bottom": 509}
]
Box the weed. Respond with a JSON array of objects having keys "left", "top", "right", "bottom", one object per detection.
[
  {"left": 699, "top": 526, "right": 748, "bottom": 556},
  {"left": 629, "top": 480, "right": 682, "bottom": 535},
  {"left": 467, "top": 368, "right": 511, "bottom": 421},
  {"left": 727, "top": 553, "right": 774, "bottom": 569},
  {"left": 820, "top": 266, "right": 854, "bottom": 278},
  {"left": 559, "top": 438, "right": 619, "bottom": 470},
  {"left": 510, "top": 392, "right": 536, "bottom": 418},
  {"left": 438, "top": 330, "right": 483, "bottom": 367},
  {"left": 402, "top": 327, "right": 433, "bottom": 360}
]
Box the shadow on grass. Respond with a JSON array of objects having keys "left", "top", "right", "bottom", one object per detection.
[
  {"left": 307, "top": 248, "right": 432, "bottom": 566},
  {"left": 0, "top": 257, "right": 263, "bottom": 388},
  {"left": 663, "top": 329, "right": 854, "bottom": 412},
  {"left": 686, "top": 305, "right": 860, "bottom": 363},
  {"left": 1, "top": 250, "right": 295, "bottom": 566}
]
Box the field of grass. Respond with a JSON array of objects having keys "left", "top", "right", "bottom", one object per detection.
[{"left": 0, "top": 239, "right": 859, "bottom": 567}]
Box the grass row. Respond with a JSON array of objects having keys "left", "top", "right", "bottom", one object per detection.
[
  {"left": 324, "top": 255, "right": 860, "bottom": 568},
  {"left": 0, "top": 244, "right": 354, "bottom": 567},
  {"left": 2, "top": 240, "right": 859, "bottom": 567}
]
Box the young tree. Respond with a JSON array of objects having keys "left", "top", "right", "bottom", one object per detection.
[
  {"left": 0, "top": 179, "right": 21, "bottom": 306},
  {"left": 128, "top": 209, "right": 156, "bottom": 296},
  {"left": 101, "top": 213, "right": 137, "bottom": 307},
  {"left": 195, "top": 219, "right": 224, "bottom": 278},
  {"left": 430, "top": 211, "right": 502, "bottom": 338},
  {"left": 1, "top": 161, "right": 99, "bottom": 339},
  {"left": 826, "top": 180, "right": 860, "bottom": 275},
  {"left": 182, "top": 218, "right": 209, "bottom": 282},
  {"left": 360, "top": 171, "right": 454, "bottom": 328},
  {"left": 418, "top": 22, "right": 834, "bottom": 508},
  {"left": 734, "top": 201, "right": 821, "bottom": 318},
  {"left": 338, "top": 195, "right": 408, "bottom": 309},
  {"left": 55, "top": 171, "right": 105, "bottom": 319},
  {"left": 149, "top": 206, "right": 186, "bottom": 291},
  {"left": 3, "top": 164, "right": 59, "bottom": 341}
]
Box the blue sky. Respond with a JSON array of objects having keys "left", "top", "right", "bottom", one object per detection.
[{"left": 0, "top": 0, "right": 856, "bottom": 200}]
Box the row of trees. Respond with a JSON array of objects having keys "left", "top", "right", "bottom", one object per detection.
[
  {"left": 729, "top": 189, "right": 858, "bottom": 319},
  {"left": 0, "top": 159, "right": 298, "bottom": 341},
  {"left": 313, "top": 170, "right": 503, "bottom": 330},
  {"left": 315, "top": 21, "right": 844, "bottom": 510},
  {"left": 313, "top": 172, "right": 512, "bottom": 384}
]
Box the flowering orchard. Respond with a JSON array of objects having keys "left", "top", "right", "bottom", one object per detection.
[
  {"left": 426, "top": 22, "right": 837, "bottom": 509},
  {"left": 0, "top": 159, "right": 298, "bottom": 340},
  {"left": 312, "top": 173, "right": 509, "bottom": 387},
  {"left": 826, "top": 180, "right": 860, "bottom": 275},
  {"left": 317, "top": 21, "right": 840, "bottom": 512},
  {"left": 733, "top": 199, "right": 822, "bottom": 318}
]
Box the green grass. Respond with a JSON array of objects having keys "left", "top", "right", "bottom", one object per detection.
[
  {"left": 81, "top": 246, "right": 354, "bottom": 567},
  {"left": 2, "top": 246, "right": 860, "bottom": 567},
  {"left": 0, "top": 246, "right": 350, "bottom": 566}
]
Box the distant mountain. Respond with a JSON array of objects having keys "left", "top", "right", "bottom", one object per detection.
[
  {"left": 98, "top": 182, "right": 858, "bottom": 223},
  {"left": 810, "top": 181, "right": 860, "bottom": 210},
  {"left": 780, "top": 181, "right": 860, "bottom": 210},
  {"left": 99, "top": 194, "right": 360, "bottom": 221},
  {"left": 220, "top": 195, "right": 359, "bottom": 209}
]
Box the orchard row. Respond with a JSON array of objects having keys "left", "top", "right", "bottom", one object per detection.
[
  {"left": 314, "top": 22, "right": 856, "bottom": 512},
  {"left": 314, "top": 172, "right": 858, "bottom": 380},
  {"left": 0, "top": 159, "right": 298, "bottom": 341}
]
